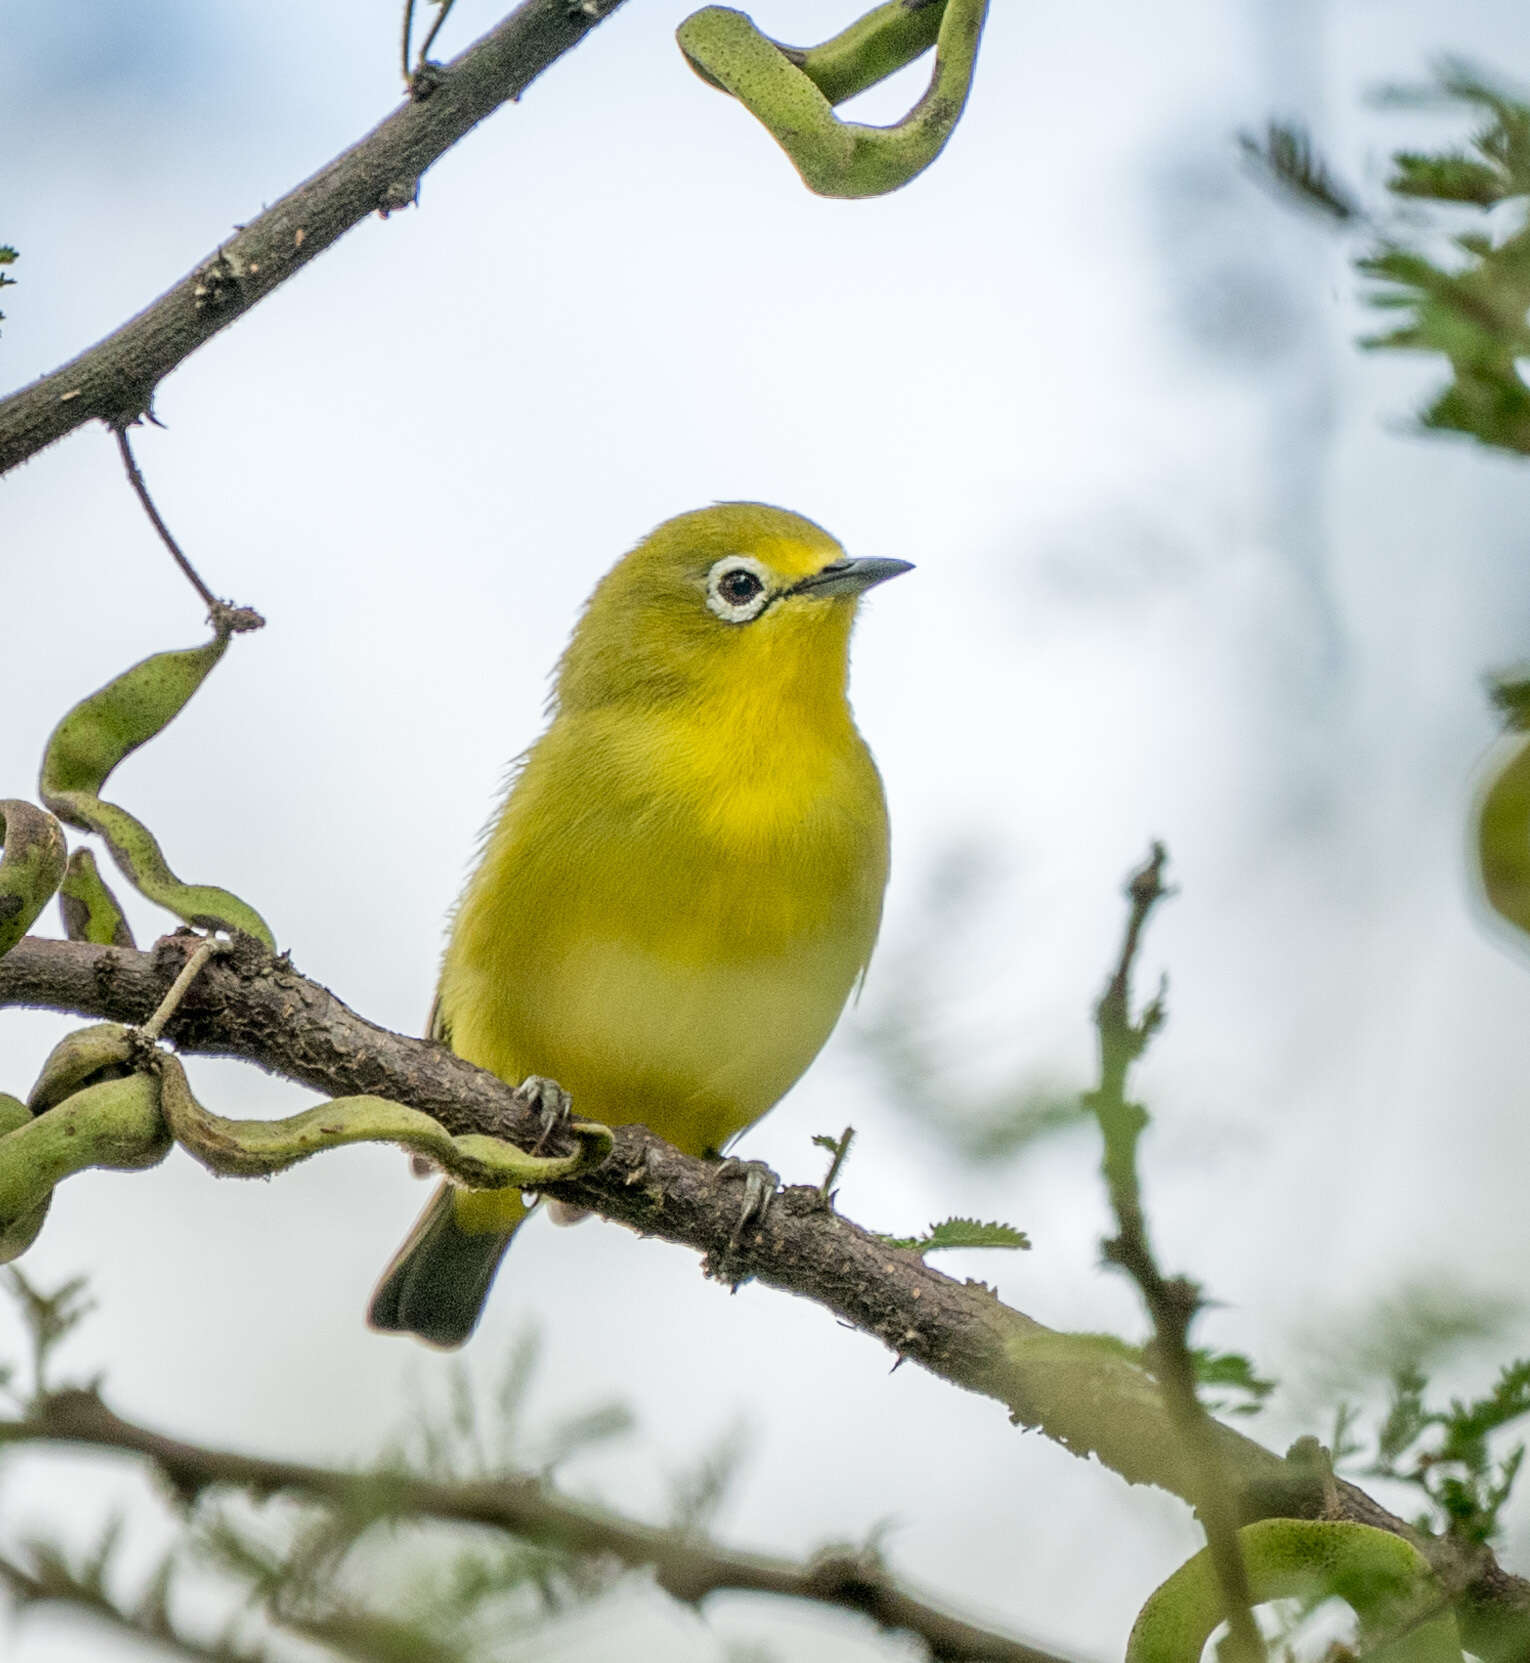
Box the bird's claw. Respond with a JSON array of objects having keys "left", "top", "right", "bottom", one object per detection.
[
  {"left": 717, "top": 1157, "right": 780, "bottom": 1254},
  {"left": 518, "top": 1075, "right": 573, "bottom": 1153}
]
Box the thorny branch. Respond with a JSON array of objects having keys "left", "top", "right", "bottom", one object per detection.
[
  {"left": 1087, "top": 845, "right": 1261, "bottom": 1662},
  {"left": 0, "top": 1387, "right": 1071, "bottom": 1663},
  {"left": 0, "top": 1544, "right": 254, "bottom": 1663},
  {"left": 0, "top": 931, "right": 1528, "bottom": 1653}
]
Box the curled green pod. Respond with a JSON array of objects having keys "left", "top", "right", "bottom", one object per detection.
[
  {"left": 153, "top": 1050, "right": 614, "bottom": 1188},
  {"left": 58, "top": 847, "right": 136, "bottom": 947},
  {"left": 0, "top": 1092, "right": 48, "bottom": 1263},
  {"left": 0, "top": 800, "right": 67, "bottom": 959},
  {"left": 28, "top": 1022, "right": 139, "bottom": 1116},
  {"left": 0, "top": 1097, "right": 33, "bottom": 1143},
  {"left": 786, "top": 0, "right": 947, "bottom": 105},
  {"left": 687, "top": 0, "right": 945, "bottom": 106},
  {"left": 0, "top": 1072, "right": 171, "bottom": 1235},
  {"left": 1127, "top": 1519, "right": 1461, "bottom": 1663},
  {"left": 676, "top": 0, "right": 988, "bottom": 198},
  {"left": 39, "top": 631, "right": 275, "bottom": 947}
]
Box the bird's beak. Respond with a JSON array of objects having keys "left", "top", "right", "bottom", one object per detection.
[{"left": 791, "top": 556, "right": 915, "bottom": 598}]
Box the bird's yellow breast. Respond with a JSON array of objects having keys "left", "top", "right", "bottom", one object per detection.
[{"left": 437, "top": 682, "right": 888, "bottom": 1157}]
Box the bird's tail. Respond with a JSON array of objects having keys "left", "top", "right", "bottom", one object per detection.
[{"left": 368, "top": 1181, "right": 530, "bottom": 1348}]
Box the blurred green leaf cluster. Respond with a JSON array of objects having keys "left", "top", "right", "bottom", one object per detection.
[
  {"left": 1357, "top": 1358, "right": 1530, "bottom": 1546},
  {"left": 1238, "top": 122, "right": 1357, "bottom": 220},
  {"left": 1489, "top": 670, "right": 1530, "bottom": 730},
  {"left": 1188, "top": 1348, "right": 1275, "bottom": 1419},
  {"left": 1246, "top": 65, "right": 1530, "bottom": 457}
]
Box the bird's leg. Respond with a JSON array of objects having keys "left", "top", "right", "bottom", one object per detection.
[
  {"left": 517, "top": 1075, "right": 573, "bottom": 1153},
  {"left": 519, "top": 1077, "right": 596, "bottom": 1222},
  {"left": 715, "top": 1156, "right": 781, "bottom": 1255}
]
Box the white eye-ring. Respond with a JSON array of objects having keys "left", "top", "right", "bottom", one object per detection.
[{"left": 705, "top": 555, "right": 773, "bottom": 624}]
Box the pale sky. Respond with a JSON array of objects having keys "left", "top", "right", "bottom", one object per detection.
[{"left": 5, "top": 1, "right": 1530, "bottom": 1658}]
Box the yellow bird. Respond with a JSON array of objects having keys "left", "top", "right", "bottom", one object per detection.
[{"left": 369, "top": 503, "right": 909, "bottom": 1346}]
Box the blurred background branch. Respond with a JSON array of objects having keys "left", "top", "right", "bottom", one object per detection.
[{"left": 0, "top": 1277, "right": 1070, "bottom": 1663}]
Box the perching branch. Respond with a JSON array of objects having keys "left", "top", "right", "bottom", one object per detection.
[
  {"left": 1086, "top": 846, "right": 1261, "bottom": 1663},
  {"left": 0, "top": 931, "right": 1528, "bottom": 1651},
  {"left": 0, "top": 0, "right": 628, "bottom": 477},
  {"left": 0, "top": 1386, "right": 1072, "bottom": 1663}
]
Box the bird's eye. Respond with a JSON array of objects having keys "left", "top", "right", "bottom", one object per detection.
[
  {"left": 720, "top": 568, "right": 762, "bottom": 605},
  {"left": 705, "top": 557, "right": 772, "bottom": 624}
]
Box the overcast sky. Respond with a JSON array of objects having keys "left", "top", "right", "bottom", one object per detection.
[{"left": 5, "top": 1, "right": 1530, "bottom": 1658}]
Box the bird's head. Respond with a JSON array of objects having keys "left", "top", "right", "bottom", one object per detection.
[{"left": 556, "top": 503, "right": 911, "bottom": 714}]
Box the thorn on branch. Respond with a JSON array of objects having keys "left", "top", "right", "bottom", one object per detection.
[
  {"left": 378, "top": 178, "right": 421, "bottom": 217},
  {"left": 190, "top": 250, "right": 241, "bottom": 313}
]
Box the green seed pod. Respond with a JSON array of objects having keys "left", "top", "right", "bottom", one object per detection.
[
  {"left": 1479, "top": 738, "right": 1530, "bottom": 937},
  {"left": 42, "top": 634, "right": 231, "bottom": 797},
  {"left": 779, "top": 0, "right": 945, "bottom": 106},
  {"left": 1476, "top": 675, "right": 1530, "bottom": 943},
  {"left": 152, "top": 1049, "right": 612, "bottom": 1187},
  {"left": 676, "top": 0, "right": 988, "bottom": 199},
  {"left": 58, "top": 847, "right": 136, "bottom": 946},
  {"left": 39, "top": 633, "right": 275, "bottom": 947},
  {"left": 0, "top": 1091, "right": 48, "bottom": 1262},
  {"left": 0, "top": 1072, "right": 170, "bottom": 1233},
  {"left": 0, "top": 800, "right": 67, "bottom": 959},
  {"left": 1126, "top": 1519, "right": 1461, "bottom": 1663},
  {"left": 27, "top": 1022, "right": 139, "bottom": 1115},
  {"left": 0, "top": 1196, "right": 49, "bottom": 1264}
]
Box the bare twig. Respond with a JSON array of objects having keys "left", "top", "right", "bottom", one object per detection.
[
  {"left": 1087, "top": 846, "right": 1262, "bottom": 1663},
  {"left": 0, "top": 931, "right": 1528, "bottom": 1649},
  {"left": 114, "top": 426, "right": 264, "bottom": 632},
  {"left": 0, "top": 0, "right": 628, "bottom": 476},
  {"left": 401, "top": 0, "right": 420, "bottom": 82},
  {"left": 0, "top": 1386, "right": 1074, "bottom": 1663},
  {"left": 137, "top": 935, "right": 225, "bottom": 1041},
  {"left": 417, "top": 0, "right": 462, "bottom": 72},
  {"left": 816, "top": 1124, "right": 855, "bottom": 1198}
]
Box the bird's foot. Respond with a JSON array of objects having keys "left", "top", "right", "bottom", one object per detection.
[
  {"left": 716, "top": 1157, "right": 780, "bottom": 1256},
  {"left": 517, "top": 1075, "right": 573, "bottom": 1153}
]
